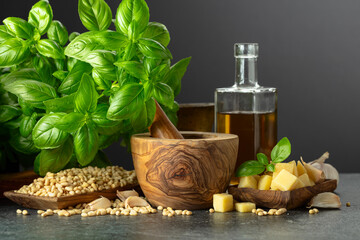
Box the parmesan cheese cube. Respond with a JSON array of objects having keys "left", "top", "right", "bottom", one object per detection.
[
  {"left": 271, "top": 169, "right": 299, "bottom": 191},
  {"left": 297, "top": 161, "right": 307, "bottom": 176},
  {"left": 235, "top": 202, "right": 256, "bottom": 213},
  {"left": 273, "top": 163, "right": 295, "bottom": 179},
  {"left": 258, "top": 175, "right": 272, "bottom": 190},
  {"left": 238, "top": 176, "right": 258, "bottom": 189},
  {"left": 298, "top": 173, "right": 315, "bottom": 187},
  {"left": 290, "top": 161, "right": 298, "bottom": 176},
  {"left": 213, "top": 193, "right": 233, "bottom": 212}
]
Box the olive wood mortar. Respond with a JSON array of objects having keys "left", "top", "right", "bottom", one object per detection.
[
  {"left": 228, "top": 179, "right": 337, "bottom": 209},
  {"left": 131, "top": 131, "right": 239, "bottom": 210}
]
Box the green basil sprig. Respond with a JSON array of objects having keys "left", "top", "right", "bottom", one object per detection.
[
  {"left": 0, "top": 0, "right": 191, "bottom": 176},
  {"left": 236, "top": 137, "right": 291, "bottom": 177}
]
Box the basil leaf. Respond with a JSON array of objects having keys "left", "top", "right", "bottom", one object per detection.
[
  {"left": 142, "top": 22, "right": 170, "bottom": 47},
  {"left": 160, "top": 103, "right": 178, "bottom": 126},
  {"left": 235, "top": 160, "right": 266, "bottom": 177},
  {"left": 36, "top": 39, "right": 65, "bottom": 59},
  {"left": 0, "top": 25, "right": 14, "bottom": 43},
  {"left": 149, "top": 63, "right": 169, "bottom": 82},
  {"left": 257, "top": 153, "right": 269, "bottom": 165},
  {"left": 91, "top": 104, "right": 123, "bottom": 135},
  {"left": 116, "top": 0, "right": 149, "bottom": 35},
  {"left": 85, "top": 50, "right": 115, "bottom": 69},
  {"left": 55, "top": 112, "right": 86, "bottom": 133},
  {"left": 65, "top": 31, "right": 128, "bottom": 59},
  {"left": 143, "top": 81, "right": 154, "bottom": 101},
  {"left": 145, "top": 98, "right": 156, "bottom": 127},
  {"left": 87, "top": 150, "right": 111, "bottom": 168},
  {"left": 0, "top": 68, "right": 41, "bottom": 86},
  {"left": 153, "top": 82, "right": 174, "bottom": 108},
  {"left": 0, "top": 38, "right": 30, "bottom": 67},
  {"left": 0, "top": 105, "right": 22, "bottom": 123},
  {"left": 43, "top": 93, "right": 75, "bottom": 113},
  {"left": 130, "top": 102, "right": 147, "bottom": 131},
  {"left": 107, "top": 83, "right": 144, "bottom": 120},
  {"left": 67, "top": 57, "right": 78, "bottom": 72},
  {"left": 78, "top": 0, "right": 112, "bottom": 31},
  {"left": 28, "top": 0, "right": 53, "bottom": 35},
  {"left": 92, "top": 68, "right": 112, "bottom": 90},
  {"left": 18, "top": 97, "right": 34, "bottom": 116},
  {"left": 20, "top": 112, "right": 37, "bottom": 138},
  {"left": 74, "top": 123, "right": 99, "bottom": 166},
  {"left": 39, "top": 138, "right": 73, "bottom": 176},
  {"left": 3, "top": 115, "right": 23, "bottom": 129},
  {"left": 75, "top": 73, "right": 98, "bottom": 114},
  {"left": 3, "top": 17, "right": 34, "bottom": 39},
  {"left": 266, "top": 163, "right": 275, "bottom": 172},
  {"left": 33, "top": 154, "right": 40, "bottom": 175},
  {"left": 69, "top": 32, "right": 80, "bottom": 42},
  {"left": 9, "top": 132, "right": 39, "bottom": 155},
  {"left": 32, "top": 54, "right": 55, "bottom": 83},
  {"left": 164, "top": 57, "right": 191, "bottom": 96},
  {"left": 114, "top": 61, "right": 148, "bottom": 80},
  {"left": 128, "top": 20, "right": 140, "bottom": 41},
  {"left": 47, "top": 20, "right": 68, "bottom": 46},
  {"left": 52, "top": 70, "right": 68, "bottom": 81},
  {"left": 4, "top": 80, "right": 57, "bottom": 103},
  {"left": 271, "top": 137, "right": 291, "bottom": 163},
  {"left": 58, "top": 61, "right": 92, "bottom": 94},
  {"left": 138, "top": 38, "right": 172, "bottom": 59},
  {"left": 32, "top": 113, "right": 69, "bottom": 149}
]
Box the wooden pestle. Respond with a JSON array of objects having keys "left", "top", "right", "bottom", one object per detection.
[{"left": 149, "top": 100, "right": 184, "bottom": 139}]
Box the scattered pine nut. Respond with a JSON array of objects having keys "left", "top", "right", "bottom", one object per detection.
[
  {"left": 209, "top": 208, "right": 215, "bottom": 213},
  {"left": 81, "top": 213, "right": 88, "bottom": 217},
  {"left": 346, "top": 202, "right": 351, "bottom": 207},
  {"left": 309, "top": 209, "right": 315, "bottom": 214},
  {"left": 22, "top": 210, "right": 29, "bottom": 215},
  {"left": 257, "top": 211, "right": 264, "bottom": 216},
  {"left": 16, "top": 209, "right": 22, "bottom": 214},
  {"left": 157, "top": 206, "right": 163, "bottom": 211},
  {"left": 313, "top": 208, "right": 319, "bottom": 213}
]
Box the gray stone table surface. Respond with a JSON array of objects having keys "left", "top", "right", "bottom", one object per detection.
[{"left": 0, "top": 174, "right": 358, "bottom": 240}]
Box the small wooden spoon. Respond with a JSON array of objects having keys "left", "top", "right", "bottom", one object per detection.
[{"left": 148, "top": 100, "right": 184, "bottom": 139}]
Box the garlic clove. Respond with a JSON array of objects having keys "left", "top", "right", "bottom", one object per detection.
[
  {"left": 308, "top": 192, "right": 341, "bottom": 209},
  {"left": 125, "top": 196, "right": 150, "bottom": 208},
  {"left": 309, "top": 152, "right": 339, "bottom": 183},
  {"left": 301, "top": 157, "right": 325, "bottom": 184},
  {"left": 86, "top": 196, "right": 111, "bottom": 210},
  {"left": 116, "top": 189, "right": 139, "bottom": 202}
]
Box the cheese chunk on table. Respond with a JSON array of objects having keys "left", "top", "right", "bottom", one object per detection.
[
  {"left": 271, "top": 169, "right": 299, "bottom": 191},
  {"left": 235, "top": 202, "right": 256, "bottom": 213},
  {"left": 213, "top": 193, "right": 233, "bottom": 212}
]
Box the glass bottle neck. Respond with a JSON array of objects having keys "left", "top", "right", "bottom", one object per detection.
[{"left": 235, "top": 57, "right": 258, "bottom": 87}]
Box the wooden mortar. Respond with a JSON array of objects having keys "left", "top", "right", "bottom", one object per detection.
[{"left": 131, "top": 131, "right": 238, "bottom": 210}]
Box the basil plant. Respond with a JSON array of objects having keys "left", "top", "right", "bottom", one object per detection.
[{"left": 0, "top": 0, "right": 191, "bottom": 176}]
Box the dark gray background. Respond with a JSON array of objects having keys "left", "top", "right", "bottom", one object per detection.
[{"left": 1, "top": 0, "right": 359, "bottom": 172}]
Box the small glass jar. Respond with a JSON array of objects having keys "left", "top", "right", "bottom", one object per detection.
[{"left": 215, "top": 43, "right": 277, "bottom": 178}]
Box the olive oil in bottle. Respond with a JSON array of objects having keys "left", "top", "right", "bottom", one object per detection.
[{"left": 215, "top": 43, "right": 277, "bottom": 181}]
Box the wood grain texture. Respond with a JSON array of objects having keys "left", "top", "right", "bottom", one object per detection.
[
  {"left": 149, "top": 100, "right": 184, "bottom": 139},
  {"left": 131, "top": 132, "right": 239, "bottom": 210},
  {"left": 228, "top": 179, "right": 337, "bottom": 209},
  {"left": 0, "top": 171, "right": 38, "bottom": 197},
  {"left": 4, "top": 184, "right": 140, "bottom": 210}
]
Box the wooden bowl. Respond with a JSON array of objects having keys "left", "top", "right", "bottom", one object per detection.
[
  {"left": 228, "top": 179, "right": 337, "bottom": 209},
  {"left": 177, "top": 103, "right": 214, "bottom": 132},
  {"left": 131, "top": 131, "right": 238, "bottom": 210}
]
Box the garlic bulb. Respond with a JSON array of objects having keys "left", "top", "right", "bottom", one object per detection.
[
  {"left": 86, "top": 196, "right": 111, "bottom": 210},
  {"left": 309, "top": 152, "right": 339, "bottom": 183},
  {"left": 308, "top": 192, "right": 341, "bottom": 209}
]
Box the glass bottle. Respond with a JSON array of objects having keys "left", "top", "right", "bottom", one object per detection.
[{"left": 215, "top": 43, "right": 277, "bottom": 180}]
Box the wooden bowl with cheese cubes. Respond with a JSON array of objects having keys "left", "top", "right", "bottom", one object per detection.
[{"left": 228, "top": 160, "right": 337, "bottom": 209}]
